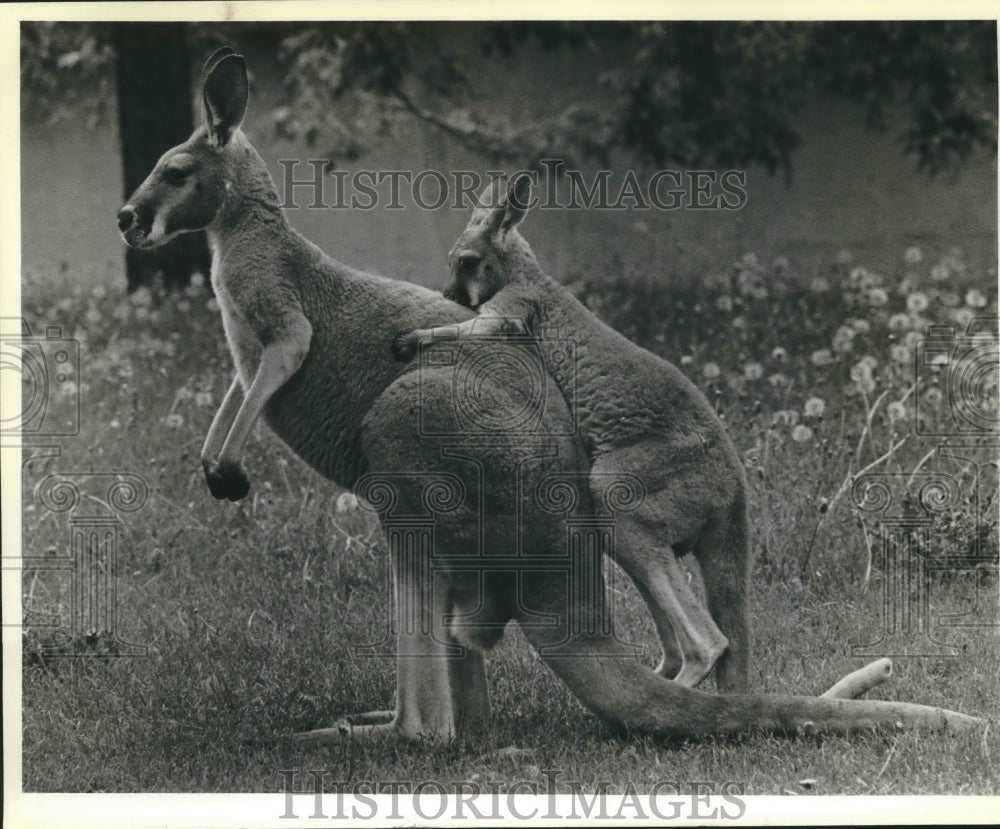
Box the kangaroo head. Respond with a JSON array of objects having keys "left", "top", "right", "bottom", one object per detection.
[
  {"left": 444, "top": 174, "right": 534, "bottom": 308},
  {"left": 117, "top": 47, "right": 249, "bottom": 249}
]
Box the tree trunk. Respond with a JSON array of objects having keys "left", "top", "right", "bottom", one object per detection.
[{"left": 112, "top": 22, "right": 210, "bottom": 292}]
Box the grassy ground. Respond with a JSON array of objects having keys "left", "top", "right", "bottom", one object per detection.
[{"left": 19, "top": 244, "right": 999, "bottom": 794}]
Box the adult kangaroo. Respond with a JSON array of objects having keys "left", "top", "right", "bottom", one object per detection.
[
  {"left": 117, "top": 48, "right": 981, "bottom": 742},
  {"left": 397, "top": 175, "right": 745, "bottom": 691}
]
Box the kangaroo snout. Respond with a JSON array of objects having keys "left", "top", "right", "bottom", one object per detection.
[
  {"left": 117, "top": 203, "right": 151, "bottom": 248},
  {"left": 117, "top": 206, "right": 136, "bottom": 232}
]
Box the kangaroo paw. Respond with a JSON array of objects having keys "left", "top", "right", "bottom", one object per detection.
[
  {"left": 205, "top": 459, "right": 250, "bottom": 501},
  {"left": 391, "top": 331, "right": 420, "bottom": 362}
]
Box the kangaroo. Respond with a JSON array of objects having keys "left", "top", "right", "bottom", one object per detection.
[
  {"left": 395, "top": 175, "right": 746, "bottom": 691},
  {"left": 117, "top": 48, "right": 982, "bottom": 743}
]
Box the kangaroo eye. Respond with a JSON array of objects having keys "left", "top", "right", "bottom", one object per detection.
[
  {"left": 164, "top": 167, "right": 191, "bottom": 184},
  {"left": 458, "top": 253, "right": 482, "bottom": 271}
]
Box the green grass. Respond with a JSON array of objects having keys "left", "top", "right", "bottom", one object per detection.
[{"left": 19, "top": 245, "right": 999, "bottom": 794}]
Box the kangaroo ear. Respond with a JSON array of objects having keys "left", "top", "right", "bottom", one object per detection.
[
  {"left": 203, "top": 52, "right": 248, "bottom": 148},
  {"left": 201, "top": 46, "right": 236, "bottom": 83},
  {"left": 476, "top": 177, "right": 508, "bottom": 235},
  {"left": 501, "top": 173, "right": 533, "bottom": 230}
]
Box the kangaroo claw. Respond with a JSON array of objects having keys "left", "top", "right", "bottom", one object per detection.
[
  {"left": 392, "top": 332, "right": 419, "bottom": 362},
  {"left": 205, "top": 459, "right": 250, "bottom": 501}
]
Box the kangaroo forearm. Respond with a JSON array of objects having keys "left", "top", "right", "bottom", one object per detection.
[
  {"left": 202, "top": 376, "right": 244, "bottom": 463},
  {"left": 219, "top": 326, "right": 311, "bottom": 464}
]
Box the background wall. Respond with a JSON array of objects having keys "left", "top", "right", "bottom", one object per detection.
[{"left": 21, "top": 36, "right": 997, "bottom": 292}]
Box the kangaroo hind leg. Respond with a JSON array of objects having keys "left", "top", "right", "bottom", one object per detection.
[
  {"left": 614, "top": 521, "right": 729, "bottom": 688},
  {"left": 691, "top": 499, "right": 752, "bottom": 693}
]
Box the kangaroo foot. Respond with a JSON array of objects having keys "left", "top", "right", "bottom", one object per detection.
[{"left": 656, "top": 633, "right": 729, "bottom": 688}]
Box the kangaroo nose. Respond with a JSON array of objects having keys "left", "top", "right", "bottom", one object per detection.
[{"left": 117, "top": 206, "right": 135, "bottom": 232}]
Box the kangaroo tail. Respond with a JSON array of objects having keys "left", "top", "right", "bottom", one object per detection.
[{"left": 523, "top": 627, "right": 982, "bottom": 739}]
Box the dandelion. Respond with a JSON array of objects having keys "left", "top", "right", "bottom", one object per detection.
[
  {"left": 190, "top": 272, "right": 205, "bottom": 289},
  {"left": 923, "top": 387, "right": 944, "bottom": 406},
  {"left": 953, "top": 307, "right": 974, "bottom": 327},
  {"left": 773, "top": 409, "right": 800, "bottom": 427},
  {"left": 832, "top": 325, "right": 856, "bottom": 353},
  {"left": 888, "top": 313, "right": 911, "bottom": 332},
  {"left": 791, "top": 424, "right": 814, "bottom": 443},
  {"left": 868, "top": 287, "right": 888, "bottom": 307},
  {"left": 930, "top": 264, "right": 949, "bottom": 282},
  {"left": 134, "top": 307, "right": 149, "bottom": 322},
  {"left": 743, "top": 362, "right": 764, "bottom": 381},
  {"left": 771, "top": 346, "right": 788, "bottom": 361},
  {"left": 848, "top": 267, "right": 869, "bottom": 287},
  {"left": 906, "top": 291, "right": 929, "bottom": 313},
  {"left": 886, "top": 401, "right": 907, "bottom": 422},
  {"left": 810, "top": 348, "right": 834, "bottom": 367},
  {"left": 680, "top": 355, "right": 694, "bottom": 366},
  {"left": 890, "top": 344, "right": 910, "bottom": 364},
  {"left": 903, "top": 330, "right": 923, "bottom": 349},
  {"left": 804, "top": 397, "right": 826, "bottom": 418},
  {"left": 773, "top": 255, "right": 790, "bottom": 270},
  {"left": 164, "top": 413, "right": 184, "bottom": 429},
  {"left": 965, "top": 289, "right": 987, "bottom": 308},
  {"left": 859, "top": 354, "right": 878, "bottom": 370},
  {"left": 857, "top": 374, "right": 876, "bottom": 395},
  {"left": 85, "top": 307, "right": 101, "bottom": 325},
  {"left": 850, "top": 318, "right": 871, "bottom": 334},
  {"left": 767, "top": 372, "right": 790, "bottom": 387},
  {"left": 206, "top": 297, "right": 221, "bottom": 313},
  {"left": 112, "top": 302, "right": 130, "bottom": 322},
  {"left": 194, "top": 391, "right": 214, "bottom": 407},
  {"left": 130, "top": 286, "right": 153, "bottom": 307},
  {"left": 702, "top": 362, "right": 721, "bottom": 380},
  {"left": 715, "top": 295, "right": 734, "bottom": 312},
  {"left": 809, "top": 277, "right": 830, "bottom": 294},
  {"left": 177, "top": 299, "right": 192, "bottom": 313},
  {"left": 850, "top": 360, "right": 873, "bottom": 383},
  {"left": 175, "top": 386, "right": 193, "bottom": 401},
  {"left": 904, "top": 246, "right": 923, "bottom": 266},
  {"left": 939, "top": 291, "right": 960, "bottom": 308}
]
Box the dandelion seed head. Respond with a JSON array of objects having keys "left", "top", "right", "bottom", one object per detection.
[
  {"left": 811, "top": 348, "right": 834, "bottom": 367},
  {"left": 965, "top": 289, "right": 987, "bottom": 309},
  {"left": 804, "top": 397, "right": 826, "bottom": 418},
  {"left": 888, "top": 313, "right": 911, "bottom": 332},
  {"left": 906, "top": 291, "right": 929, "bottom": 313},
  {"left": 868, "top": 287, "right": 889, "bottom": 308},
  {"left": 791, "top": 424, "right": 814, "bottom": 443}
]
